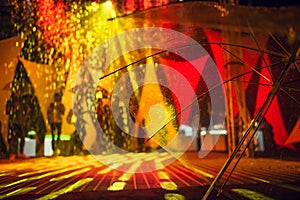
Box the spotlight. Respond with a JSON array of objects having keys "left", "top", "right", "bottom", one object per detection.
[{"left": 105, "top": 0, "right": 112, "bottom": 8}]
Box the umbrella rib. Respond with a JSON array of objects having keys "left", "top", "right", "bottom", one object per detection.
[
  {"left": 99, "top": 50, "right": 167, "bottom": 80},
  {"left": 268, "top": 33, "right": 290, "bottom": 56},
  {"left": 201, "top": 41, "right": 287, "bottom": 58},
  {"left": 283, "top": 78, "right": 300, "bottom": 85},
  {"left": 219, "top": 44, "right": 272, "bottom": 83},
  {"left": 280, "top": 88, "right": 300, "bottom": 107},
  {"left": 203, "top": 43, "right": 300, "bottom": 200},
  {"left": 247, "top": 22, "right": 275, "bottom": 81},
  {"left": 231, "top": 80, "right": 272, "bottom": 87},
  {"left": 147, "top": 65, "right": 274, "bottom": 141},
  {"left": 98, "top": 41, "right": 288, "bottom": 82},
  {"left": 281, "top": 86, "right": 300, "bottom": 92}
]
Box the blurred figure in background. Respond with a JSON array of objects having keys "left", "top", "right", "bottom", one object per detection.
[
  {"left": 0, "top": 121, "right": 9, "bottom": 159},
  {"left": 6, "top": 89, "right": 30, "bottom": 161},
  {"left": 47, "top": 93, "right": 65, "bottom": 154}
]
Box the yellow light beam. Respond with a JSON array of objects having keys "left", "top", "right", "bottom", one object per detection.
[
  {"left": 118, "top": 161, "right": 142, "bottom": 181},
  {"left": 164, "top": 193, "right": 186, "bottom": 200},
  {"left": 33, "top": 166, "right": 88, "bottom": 180},
  {"left": 154, "top": 154, "right": 174, "bottom": 163},
  {"left": 98, "top": 168, "right": 113, "bottom": 175},
  {"left": 107, "top": 181, "right": 127, "bottom": 191},
  {"left": 144, "top": 154, "right": 162, "bottom": 161},
  {"left": 179, "top": 160, "right": 214, "bottom": 179},
  {"left": 157, "top": 171, "right": 170, "bottom": 180},
  {"left": 18, "top": 165, "right": 73, "bottom": 177},
  {"left": 0, "top": 179, "right": 27, "bottom": 189},
  {"left": 123, "top": 154, "right": 148, "bottom": 164},
  {"left": 98, "top": 163, "right": 122, "bottom": 174},
  {"left": 0, "top": 187, "right": 36, "bottom": 199},
  {"left": 0, "top": 172, "right": 12, "bottom": 177},
  {"left": 95, "top": 154, "right": 130, "bottom": 164},
  {"left": 118, "top": 173, "right": 133, "bottom": 182},
  {"left": 106, "top": 161, "right": 142, "bottom": 191},
  {"left": 0, "top": 165, "right": 91, "bottom": 189},
  {"left": 37, "top": 178, "right": 93, "bottom": 200},
  {"left": 231, "top": 188, "right": 275, "bottom": 200},
  {"left": 50, "top": 167, "right": 92, "bottom": 181},
  {"left": 160, "top": 181, "right": 178, "bottom": 191}
]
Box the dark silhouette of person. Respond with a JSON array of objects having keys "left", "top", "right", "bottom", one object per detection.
[
  {"left": 0, "top": 121, "right": 9, "bottom": 159},
  {"left": 260, "top": 119, "right": 277, "bottom": 156},
  {"left": 47, "top": 93, "right": 65, "bottom": 153},
  {"left": 6, "top": 90, "right": 30, "bottom": 160}
]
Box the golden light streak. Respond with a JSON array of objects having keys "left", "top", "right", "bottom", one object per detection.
[
  {"left": 0, "top": 165, "right": 91, "bottom": 189},
  {"left": 154, "top": 155, "right": 173, "bottom": 170},
  {"left": 37, "top": 178, "right": 93, "bottom": 200},
  {"left": 18, "top": 166, "right": 69, "bottom": 177},
  {"left": 98, "top": 168, "right": 113, "bottom": 174},
  {"left": 164, "top": 193, "right": 186, "bottom": 200},
  {"left": 250, "top": 177, "right": 300, "bottom": 192},
  {"left": 110, "top": 163, "right": 123, "bottom": 169},
  {"left": 0, "top": 187, "right": 36, "bottom": 199},
  {"left": 50, "top": 167, "right": 92, "bottom": 181},
  {"left": 155, "top": 162, "right": 164, "bottom": 170},
  {"left": 168, "top": 166, "right": 204, "bottom": 185},
  {"left": 107, "top": 181, "right": 127, "bottom": 191},
  {"left": 33, "top": 166, "right": 87, "bottom": 179},
  {"left": 154, "top": 154, "right": 174, "bottom": 163},
  {"left": 93, "top": 163, "right": 104, "bottom": 168},
  {"left": 160, "top": 181, "right": 178, "bottom": 191},
  {"left": 98, "top": 163, "right": 122, "bottom": 174},
  {"left": 118, "top": 161, "right": 142, "bottom": 180},
  {"left": 250, "top": 176, "right": 270, "bottom": 183},
  {"left": 1, "top": 162, "right": 35, "bottom": 171},
  {"left": 0, "top": 179, "right": 27, "bottom": 189},
  {"left": 179, "top": 160, "right": 214, "bottom": 179},
  {"left": 164, "top": 168, "right": 190, "bottom": 187},
  {"left": 0, "top": 172, "right": 12, "bottom": 177},
  {"left": 157, "top": 171, "right": 170, "bottom": 180},
  {"left": 231, "top": 188, "right": 275, "bottom": 200},
  {"left": 118, "top": 173, "right": 133, "bottom": 181},
  {"left": 144, "top": 152, "right": 170, "bottom": 161},
  {"left": 123, "top": 154, "right": 147, "bottom": 164},
  {"left": 95, "top": 154, "right": 128, "bottom": 164},
  {"left": 127, "top": 161, "right": 142, "bottom": 171},
  {"left": 107, "top": 161, "right": 142, "bottom": 191},
  {"left": 144, "top": 154, "right": 163, "bottom": 161}
]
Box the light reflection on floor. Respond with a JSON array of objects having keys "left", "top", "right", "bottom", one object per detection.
[
  {"left": 0, "top": 152, "right": 204, "bottom": 199},
  {"left": 1, "top": 152, "right": 300, "bottom": 199}
]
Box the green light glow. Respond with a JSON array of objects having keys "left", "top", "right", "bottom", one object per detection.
[
  {"left": 44, "top": 134, "right": 71, "bottom": 140},
  {"left": 231, "top": 188, "right": 275, "bottom": 200}
]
